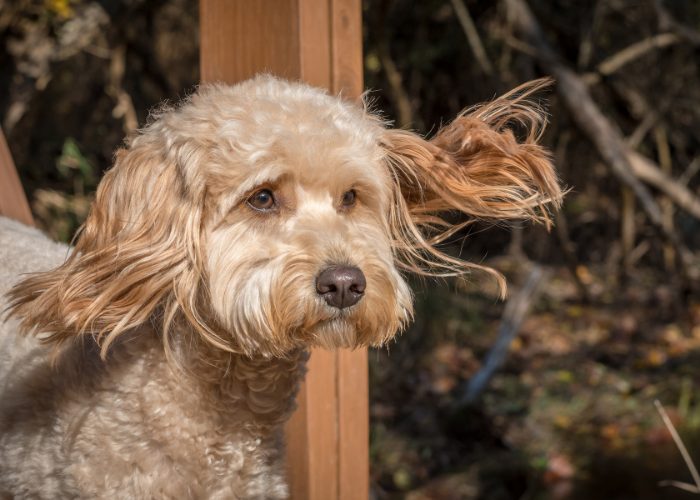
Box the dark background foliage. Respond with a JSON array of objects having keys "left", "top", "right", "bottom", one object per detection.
[{"left": 2, "top": 1, "right": 700, "bottom": 498}]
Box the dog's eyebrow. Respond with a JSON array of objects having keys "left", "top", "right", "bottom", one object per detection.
[{"left": 217, "top": 167, "right": 290, "bottom": 215}]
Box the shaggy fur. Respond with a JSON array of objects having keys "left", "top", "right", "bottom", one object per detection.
[{"left": 0, "top": 75, "right": 562, "bottom": 498}]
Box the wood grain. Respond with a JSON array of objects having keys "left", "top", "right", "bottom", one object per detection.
[
  {"left": 200, "top": 0, "right": 301, "bottom": 83},
  {"left": 337, "top": 348, "right": 369, "bottom": 500},
  {"left": 0, "top": 127, "right": 33, "bottom": 226},
  {"left": 329, "top": 3, "right": 369, "bottom": 498},
  {"left": 331, "top": 0, "right": 364, "bottom": 98}
]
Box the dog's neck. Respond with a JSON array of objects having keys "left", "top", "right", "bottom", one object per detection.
[
  {"left": 7, "top": 325, "right": 309, "bottom": 495},
  {"left": 176, "top": 333, "right": 309, "bottom": 433},
  {"left": 60, "top": 326, "right": 308, "bottom": 437}
]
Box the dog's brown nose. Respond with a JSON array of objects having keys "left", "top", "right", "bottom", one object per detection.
[{"left": 316, "top": 266, "right": 366, "bottom": 309}]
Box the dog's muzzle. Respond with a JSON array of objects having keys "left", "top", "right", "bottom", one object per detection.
[{"left": 315, "top": 265, "right": 366, "bottom": 309}]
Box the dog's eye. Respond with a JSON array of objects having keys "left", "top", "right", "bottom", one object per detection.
[
  {"left": 341, "top": 189, "right": 356, "bottom": 208},
  {"left": 247, "top": 189, "right": 276, "bottom": 211}
]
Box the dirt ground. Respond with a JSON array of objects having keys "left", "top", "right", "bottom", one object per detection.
[{"left": 369, "top": 258, "right": 700, "bottom": 499}]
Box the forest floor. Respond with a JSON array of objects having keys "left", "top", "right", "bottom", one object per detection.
[{"left": 369, "top": 258, "right": 700, "bottom": 500}]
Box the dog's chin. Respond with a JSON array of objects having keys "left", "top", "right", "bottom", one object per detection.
[
  {"left": 309, "top": 317, "right": 360, "bottom": 350},
  {"left": 292, "top": 296, "right": 406, "bottom": 350}
]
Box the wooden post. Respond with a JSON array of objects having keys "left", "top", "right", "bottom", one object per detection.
[
  {"left": 200, "top": 2, "right": 368, "bottom": 499},
  {"left": 0, "top": 127, "right": 34, "bottom": 226}
]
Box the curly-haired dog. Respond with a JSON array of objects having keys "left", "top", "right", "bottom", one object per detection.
[{"left": 0, "top": 75, "right": 562, "bottom": 498}]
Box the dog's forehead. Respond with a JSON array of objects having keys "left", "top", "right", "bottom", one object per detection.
[
  {"left": 200, "top": 77, "right": 389, "bottom": 196},
  {"left": 217, "top": 91, "right": 381, "bottom": 153}
]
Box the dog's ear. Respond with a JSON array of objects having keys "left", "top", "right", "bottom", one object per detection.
[
  {"left": 382, "top": 79, "right": 563, "bottom": 288},
  {"left": 7, "top": 133, "right": 229, "bottom": 358}
]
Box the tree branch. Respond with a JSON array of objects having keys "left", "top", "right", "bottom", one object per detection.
[
  {"left": 583, "top": 33, "right": 679, "bottom": 85},
  {"left": 506, "top": 0, "right": 694, "bottom": 273},
  {"left": 460, "top": 265, "right": 548, "bottom": 404},
  {"left": 627, "top": 151, "right": 700, "bottom": 220},
  {"left": 450, "top": 0, "right": 494, "bottom": 74},
  {"left": 653, "top": 0, "right": 700, "bottom": 46}
]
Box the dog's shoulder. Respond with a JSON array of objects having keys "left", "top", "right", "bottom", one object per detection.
[
  {"left": 0, "top": 217, "right": 68, "bottom": 377},
  {"left": 0, "top": 216, "right": 69, "bottom": 294}
]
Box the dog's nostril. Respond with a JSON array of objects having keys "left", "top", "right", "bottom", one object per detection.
[{"left": 315, "top": 266, "right": 366, "bottom": 309}]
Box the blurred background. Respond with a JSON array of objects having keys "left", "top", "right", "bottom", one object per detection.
[{"left": 2, "top": 0, "right": 700, "bottom": 498}]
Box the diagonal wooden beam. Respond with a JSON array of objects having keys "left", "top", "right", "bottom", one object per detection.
[{"left": 0, "top": 127, "right": 33, "bottom": 226}]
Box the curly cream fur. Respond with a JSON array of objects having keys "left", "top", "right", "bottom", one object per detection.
[{"left": 0, "top": 75, "right": 562, "bottom": 498}]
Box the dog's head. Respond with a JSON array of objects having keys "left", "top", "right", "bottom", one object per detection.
[{"left": 8, "top": 75, "right": 562, "bottom": 358}]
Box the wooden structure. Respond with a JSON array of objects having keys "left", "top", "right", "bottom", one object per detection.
[
  {"left": 200, "top": 2, "right": 368, "bottom": 498},
  {"left": 0, "top": 128, "right": 33, "bottom": 226},
  {"left": 0, "top": 2, "right": 369, "bottom": 499}
]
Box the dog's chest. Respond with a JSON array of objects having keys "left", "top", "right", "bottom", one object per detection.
[
  {"left": 0, "top": 337, "right": 305, "bottom": 499},
  {"left": 73, "top": 346, "right": 307, "bottom": 498}
]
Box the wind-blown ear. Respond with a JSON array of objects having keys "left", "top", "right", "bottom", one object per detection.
[
  {"left": 7, "top": 133, "right": 229, "bottom": 358},
  {"left": 382, "top": 79, "right": 563, "bottom": 285}
]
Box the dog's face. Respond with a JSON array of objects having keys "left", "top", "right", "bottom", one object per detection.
[
  {"left": 194, "top": 79, "right": 412, "bottom": 355},
  {"left": 8, "top": 75, "right": 562, "bottom": 359}
]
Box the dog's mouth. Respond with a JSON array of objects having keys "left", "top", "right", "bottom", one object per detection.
[
  {"left": 309, "top": 312, "right": 354, "bottom": 333},
  {"left": 301, "top": 308, "right": 361, "bottom": 349}
]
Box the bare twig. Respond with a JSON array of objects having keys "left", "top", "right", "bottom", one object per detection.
[
  {"left": 584, "top": 33, "right": 680, "bottom": 85},
  {"left": 375, "top": 0, "right": 413, "bottom": 128},
  {"left": 503, "top": 35, "right": 539, "bottom": 58},
  {"left": 552, "top": 132, "right": 591, "bottom": 301},
  {"left": 460, "top": 265, "right": 548, "bottom": 404},
  {"left": 622, "top": 108, "right": 655, "bottom": 276},
  {"left": 555, "top": 210, "right": 592, "bottom": 302},
  {"left": 626, "top": 110, "right": 659, "bottom": 150},
  {"left": 577, "top": 0, "right": 606, "bottom": 69},
  {"left": 627, "top": 152, "right": 700, "bottom": 220},
  {"left": 621, "top": 186, "right": 636, "bottom": 277},
  {"left": 653, "top": 0, "right": 700, "bottom": 46},
  {"left": 450, "top": 0, "right": 494, "bottom": 74},
  {"left": 654, "top": 125, "right": 676, "bottom": 270},
  {"left": 378, "top": 47, "right": 414, "bottom": 128},
  {"left": 508, "top": 225, "right": 525, "bottom": 258},
  {"left": 679, "top": 157, "right": 700, "bottom": 186},
  {"left": 107, "top": 44, "right": 138, "bottom": 135},
  {"left": 654, "top": 400, "right": 700, "bottom": 494}
]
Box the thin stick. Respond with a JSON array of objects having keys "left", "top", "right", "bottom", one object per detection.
[
  {"left": 653, "top": 0, "right": 700, "bottom": 46},
  {"left": 627, "top": 151, "right": 700, "bottom": 221},
  {"left": 654, "top": 399, "right": 700, "bottom": 494},
  {"left": 654, "top": 126, "right": 676, "bottom": 271},
  {"left": 626, "top": 110, "right": 659, "bottom": 150},
  {"left": 460, "top": 265, "right": 547, "bottom": 404},
  {"left": 375, "top": 0, "right": 413, "bottom": 128},
  {"left": 621, "top": 186, "right": 636, "bottom": 277},
  {"left": 679, "top": 157, "right": 700, "bottom": 186},
  {"left": 552, "top": 132, "right": 591, "bottom": 301},
  {"left": 597, "top": 33, "right": 679, "bottom": 77},
  {"left": 450, "top": 0, "right": 493, "bottom": 74}
]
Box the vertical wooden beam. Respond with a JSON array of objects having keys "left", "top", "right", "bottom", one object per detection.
[
  {"left": 329, "top": 3, "right": 369, "bottom": 499},
  {"left": 330, "top": 0, "right": 364, "bottom": 97},
  {"left": 0, "top": 127, "right": 34, "bottom": 226},
  {"left": 200, "top": 1, "right": 367, "bottom": 499},
  {"left": 200, "top": 1, "right": 301, "bottom": 83}
]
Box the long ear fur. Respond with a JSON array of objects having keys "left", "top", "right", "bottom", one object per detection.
[
  {"left": 382, "top": 79, "right": 563, "bottom": 290},
  {"left": 7, "top": 131, "right": 231, "bottom": 358}
]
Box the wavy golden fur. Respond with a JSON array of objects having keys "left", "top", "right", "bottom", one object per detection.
[
  {"left": 0, "top": 75, "right": 562, "bottom": 498},
  {"left": 384, "top": 79, "right": 561, "bottom": 290}
]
